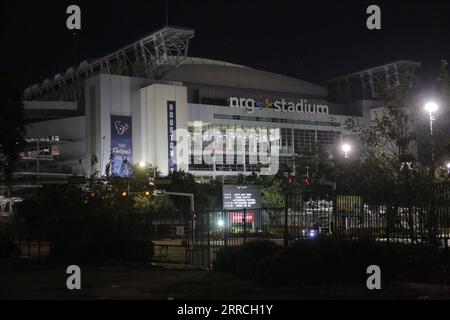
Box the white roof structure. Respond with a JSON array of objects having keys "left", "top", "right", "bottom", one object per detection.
[
  {"left": 24, "top": 26, "right": 195, "bottom": 100},
  {"left": 324, "top": 60, "right": 421, "bottom": 101}
]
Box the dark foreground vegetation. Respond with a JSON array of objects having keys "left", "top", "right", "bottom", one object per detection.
[{"left": 214, "top": 239, "right": 450, "bottom": 286}]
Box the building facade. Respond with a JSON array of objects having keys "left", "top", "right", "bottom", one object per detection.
[{"left": 13, "top": 27, "right": 420, "bottom": 189}]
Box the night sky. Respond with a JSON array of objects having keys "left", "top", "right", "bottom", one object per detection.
[{"left": 1, "top": 0, "right": 449, "bottom": 92}]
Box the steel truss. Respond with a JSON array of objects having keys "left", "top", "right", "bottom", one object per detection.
[
  {"left": 324, "top": 60, "right": 421, "bottom": 102},
  {"left": 24, "top": 26, "right": 195, "bottom": 101}
]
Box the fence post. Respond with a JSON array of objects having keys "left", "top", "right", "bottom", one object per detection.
[
  {"left": 190, "top": 211, "right": 196, "bottom": 250},
  {"left": 331, "top": 194, "right": 336, "bottom": 236},
  {"left": 118, "top": 211, "right": 122, "bottom": 242},
  {"left": 17, "top": 221, "right": 21, "bottom": 258},
  {"left": 207, "top": 211, "right": 211, "bottom": 269},
  {"left": 27, "top": 223, "right": 31, "bottom": 258},
  {"left": 38, "top": 214, "right": 42, "bottom": 261},
  {"left": 243, "top": 208, "right": 247, "bottom": 244},
  {"left": 223, "top": 210, "right": 228, "bottom": 247},
  {"left": 284, "top": 193, "right": 289, "bottom": 248}
]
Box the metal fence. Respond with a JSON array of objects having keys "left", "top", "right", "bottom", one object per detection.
[
  {"left": 185, "top": 183, "right": 450, "bottom": 269},
  {"left": 0, "top": 209, "right": 190, "bottom": 261},
  {"left": 2, "top": 183, "right": 449, "bottom": 268},
  {"left": 329, "top": 182, "right": 450, "bottom": 244}
]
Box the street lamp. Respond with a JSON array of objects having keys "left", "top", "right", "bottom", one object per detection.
[
  {"left": 446, "top": 162, "right": 450, "bottom": 174},
  {"left": 139, "top": 161, "right": 146, "bottom": 168},
  {"left": 424, "top": 102, "right": 438, "bottom": 136},
  {"left": 341, "top": 143, "right": 351, "bottom": 159},
  {"left": 424, "top": 102, "right": 438, "bottom": 176}
]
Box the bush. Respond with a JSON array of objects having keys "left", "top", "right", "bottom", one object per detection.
[
  {"left": 214, "top": 240, "right": 282, "bottom": 280},
  {"left": 0, "top": 236, "right": 20, "bottom": 258},
  {"left": 213, "top": 238, "right": 450, "bottom": 286}
]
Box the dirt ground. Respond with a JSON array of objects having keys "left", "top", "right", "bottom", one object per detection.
[{"left": 1, "top": 259, "right": 450, "bottom": 300}]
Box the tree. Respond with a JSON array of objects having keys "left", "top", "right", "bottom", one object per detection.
[
  {"left": 14, "top": 184, "right": 87, "bottom": 258},
  {"left": 293, "top": 142, "right": 337, "bottom": 196},
  {"left": 261, "top": 179, "right": 284, "bottom": 208},
  {"left": 343, "top": 80, "right": 423, "bottom": 192},
  {"left": 341, "top": 64, "right": 450, "bottom": 243},
  {"left": 344, "top": 61, "right": 450, "bottom": 188},
  {"left": 165, "top": 170, "right": 223, "bottom": 211},
  {"left": 435, "top": 59, "right": 450, "bottom": 173},
  {"left": 134, "top": 194, "right": 176, "bottom": 216},
  {"left": 0, "top": 71, "right": 25, "bottom": 184}
]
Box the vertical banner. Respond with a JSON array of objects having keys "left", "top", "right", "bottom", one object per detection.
[
  {"left": 167, "top": 101, "right": 177, "bottom": 174},
  {"left": 111, "top": 115, "right": 133, "bottom": 177}
]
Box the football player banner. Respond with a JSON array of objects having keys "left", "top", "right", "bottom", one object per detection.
[{"left": 111, "top": 115, "right": 133, "bottom": 177}]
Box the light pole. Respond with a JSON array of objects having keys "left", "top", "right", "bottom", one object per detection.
[
  {"left": 424, "top": 102, "right": 438, "bottom": 136},
  {"left": 341, "top": 143, "right": 351, "bottom": 159},
  {"left": 424, "top": 102, "right": 438, "bottom": 176},
  {"left": 138, "top": 161, "right": 157, "bottom": 188}
]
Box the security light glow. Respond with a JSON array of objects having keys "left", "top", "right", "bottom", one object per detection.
[
  {"left": 424, "top": 102, "right": 438, "bottom": 113},
  {"left": 217, "top": 219, "right": 224, "bottom": 227},
  {"left": 307, "top": 230, "right": 317, "bottom": 239},
  {"left": 342, "top": 144, "right": 351, "bottom": 153}
]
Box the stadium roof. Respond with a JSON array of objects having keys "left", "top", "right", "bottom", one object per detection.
[{"left": 24, "top": 26, "right": 195, "bottom": 100}]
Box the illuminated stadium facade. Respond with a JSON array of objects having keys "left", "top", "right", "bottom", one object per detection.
[{"left": 13, "top": 26, "right": 420, "bottom": 189}]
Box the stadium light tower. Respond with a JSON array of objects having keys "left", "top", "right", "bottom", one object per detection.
[{"left": 341, "top": 143, "right": 351, "bottom": 159}]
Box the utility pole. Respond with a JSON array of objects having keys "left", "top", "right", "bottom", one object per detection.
[
  {"left": 297, "top": 61, "right": 303, "bottom": 78},
  {"left": 164, "top": 0, "right": 169, "bottom": 26},
  {"left": 72, "top": 31, "right": 78, "bottom": 66},
  {"left": 284, "top": 192, "right": 289, "bottom": 248}
]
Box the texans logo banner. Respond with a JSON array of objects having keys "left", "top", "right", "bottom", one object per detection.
[{"left": 111, "top": 115, "right": 133, "bottom": 177}]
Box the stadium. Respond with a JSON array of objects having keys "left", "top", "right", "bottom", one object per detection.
[{"left": 13, "top": 26, "right": 420, "bottom": 190}]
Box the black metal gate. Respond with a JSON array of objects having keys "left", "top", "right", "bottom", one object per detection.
[
  {"left": 185, "top": 183, "right": 450, "bottom": 268},
  {"left": 185, "top": 208, "right": 285, "bottom": 269},
  {"left": 184, "top": 202, "right": 333, "bottom": 268}
]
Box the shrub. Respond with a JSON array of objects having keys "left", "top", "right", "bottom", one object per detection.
[
  {"left": 214, "top": 240, "right": 282, "bottom": 279},
  {"left": 0, "top": 236, "right": 20, "bottom": 258}
]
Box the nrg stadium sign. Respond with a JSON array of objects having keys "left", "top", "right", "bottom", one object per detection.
[{"left": 228, "top": 97, "right": 329, "bottom": 115}]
